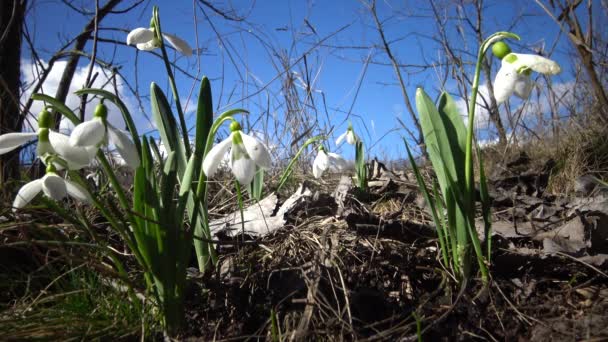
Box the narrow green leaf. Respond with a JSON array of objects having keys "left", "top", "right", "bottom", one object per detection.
[
  {"left": 416, "top": 88, "right": 455, "bottom": 196},
  {"left": 403, "top": 138, "right": 450, "bottom": 268},
  {"left": 476, "top": 143, "right": 492, "bottom": 263},
  {"left": 150, "top": 83, "right": 188, "bottom": 176}
]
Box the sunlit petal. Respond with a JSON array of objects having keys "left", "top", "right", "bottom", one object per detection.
[
  {"left": 41, "top": 173, "right": 68, "bottom": 200},
  {"left": 12, "top": 179, "right": 43, "bottom": 210},
  {"left": 0, "top": 132, "right": 37, "bottom": 155},
  {"left": 108, "top": 124, "right": 140, "bottom": 169},
  {"left": 335, "top": 131, "right": 347, "bottom": 145},
  {"left": 126, "top": 27, "right": 154, "bottom": 45},
  {"left": 136, "top": 41, "right": 157, "bottom": 51},
  {"left": 512, "top": 53, "right": 561, "bottom": 75},
  {"left": 240, "top": 132, "right": 272, "bottom": 170},
  {"left": 346, "top": 131, "right": 357, "bottom": 145},
  {"left": 49, "top": 130, "right": 95, "bottom": 169},
  {"left": 70, "top": 118, "right": 105, "bottom": 147},
  {"left": 202, "top": 134, "right": 233, "bottom": 177},
  {"left": 494, "top": 62, "right": 518, "bottom": 103},
  {"left": 312, "top": 150, "right": 330, "bottom": 178},
  {"left": 162, "top": 33, "right": 193, "bottom": 56}
]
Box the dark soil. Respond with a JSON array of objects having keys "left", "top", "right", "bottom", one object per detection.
[{"left": 178, "top": 160, "right": 608, "bottom": 341}]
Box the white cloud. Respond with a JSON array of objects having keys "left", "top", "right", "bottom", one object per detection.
[{"left": 20, "top": 59, "right": 142, "bottom": 135}]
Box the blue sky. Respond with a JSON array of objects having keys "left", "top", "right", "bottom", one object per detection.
[{"left": 22, "top": 0, "right": 582, "bottom": 161}]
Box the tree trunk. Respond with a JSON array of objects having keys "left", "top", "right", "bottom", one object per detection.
[
  {"left": 52, "top": 0, "right": 122, "bottom": 127},
  {"left": 0, "top": 0, "right": 26, "bottom": 188}
]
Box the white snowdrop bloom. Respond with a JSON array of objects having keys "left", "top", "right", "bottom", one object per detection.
[
  {"left": 12, "top": 172, "right": 91, "bottom": 211},
  {"left": 312, "top": 147, "right": 348, "bottom": 179},
  {"left": 69, "top": 103, "right": 140, "bottom": 169},
  {"left": 202, "top": 121, "right": 272, "bottom": 185},
  {"left": 126, "top": 27, "right": 193, "bottom": 56},
  {"left": 494, "top": 61, "right": 534, "bottom": 103},
  {"left": 335, "top": 125, "right": 358, "bottom": 145},
  {"left": 492, "top": 41, "right": 561, "bottom": 104},
  {"left": 0, "top": 110, "right": 95, "bottom": 170}
]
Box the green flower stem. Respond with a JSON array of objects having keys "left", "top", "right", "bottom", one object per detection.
[
  {"left": 464, "top": 31, "right": 519, "bottom": 283},
  {"left": 276, "top": 135, "right": 326, "bottom": 193},
  {"left": 153, "top": 6, "right": 191, "bottom": 157},
  {"left": 234, "top": 180, "right": 246, "bottom": 242},
  {"left": 189, "top": 110, "right": 247, "bottom": 270}
]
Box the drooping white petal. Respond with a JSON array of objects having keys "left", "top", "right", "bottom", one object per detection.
[
  {"left": 312, "top": 161, "right": 324, "bottom": 179},
  {"left": 312, "top": 150, "right": 330, "bottom": 179},
  {"left": 240, "top": 132, "right": 272, "bottom": 170},
  {"left": 70, "top": 118, "right": 106, "bottom": 147},
  {"left": 162, "top": 33, "right": 193, "bottom": 56},
  {"left": 12, "top": 179, "right": 43, "bottom": 210},
  {"left": 335, "top": 131, "right": 348, "bottom": 145},
  {"left": 230, "top": 153, "right": 255, "bottom": 185},
  {"left": 108, "top": 124, "right": 140, "bottom": 169},
  {"left": 136, "top": 41, "right": 157, "bottom": 51},
  {"left": 65, "top": 180, "right": 92, "bottom": 203},
  {"left": 0, "top": 132, "right": 38, "bottom": 155},
  {"left": 49, "top": 130, "right": 96, "bottom": 169},
  {"left": 494, "top": 61, "right": 518, "bottom": 103},
  {"left": 513, "top": 75, "right": 533, "bottom": 100},
  {"left": 202, "top": 134, "right": 233, "bottom": 177},
  {"left": 126, "top": 28, "right": 154, "bottom": 45},
  {"left": 346, "top": 131, "right": 357, "bottom": 145},
  {"left": 41, "top": 173, "right": 68, "bottom": 200},
  {"left": 512, "top": 53, "right": 561, "bottom": 75}
]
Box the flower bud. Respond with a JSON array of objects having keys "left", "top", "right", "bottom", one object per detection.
[
  {"left": 38, "top": 109, "right": 53, "bottom": 129},
  {"left": 93, "top": 102, "right": 108, "bottom": 120},
  {"left": 229, "top": 120, "right": 242, "bottom": 132},
  {"left": 492, "top": 41, "right": 511, "bottom": 60}
]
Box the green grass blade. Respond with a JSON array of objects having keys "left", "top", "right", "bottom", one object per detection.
[
  {"left": 150, "top": 83, "right": 188, "bottom": 175},
  {"left": 476, "top": 143, "right": 492, "bottom": 264},
  {"left": 403, "top": 138, "right": 450, "bottom": 268}
]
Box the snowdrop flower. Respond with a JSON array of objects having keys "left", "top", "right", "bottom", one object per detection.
[
  {"left": 492, "top": 41, "right": 561, "bottom": 103},
  {"left": 69, "top": 102, "right": 140, "bottom": 169},
  {"left": 312, "top": 146, "right": 348, "bottom": 179},
  {"left": 12, "top": 166, "right": 91, "bottom": 211},
  {"left": 0, "top": 109, "right": 95, "bottom": 170},
  {"left": 335, "top": 124, "right": 358, "bottom": 145},
  {"left": 126, "top": 20, "right": 192, "bottom": 56},
  {"left": 203, "top": 121, "right": 272, "bottom": 185}
]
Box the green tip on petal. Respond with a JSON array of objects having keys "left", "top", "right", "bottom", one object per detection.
[
  {"left": 38, "top": 109, "right": 53, "bottom": 129},
  {"left": 45, "top": 163, "right": 57, "bottom": 174},
  {"left": 492, "top": 41, "right": 511, "bottom": 59},
  {"left": 504, "top": 53, "right": 517, "bottom": 64},
  {"left": 229, "top": 120, "right": 242, "bottom": 132},
  {"left": 231, "top": 131, "right": 244, "bottom": 145}
]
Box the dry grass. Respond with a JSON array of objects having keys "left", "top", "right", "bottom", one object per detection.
[{"left": 480, "top": 119, "right": 608, "bottom": 195}]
